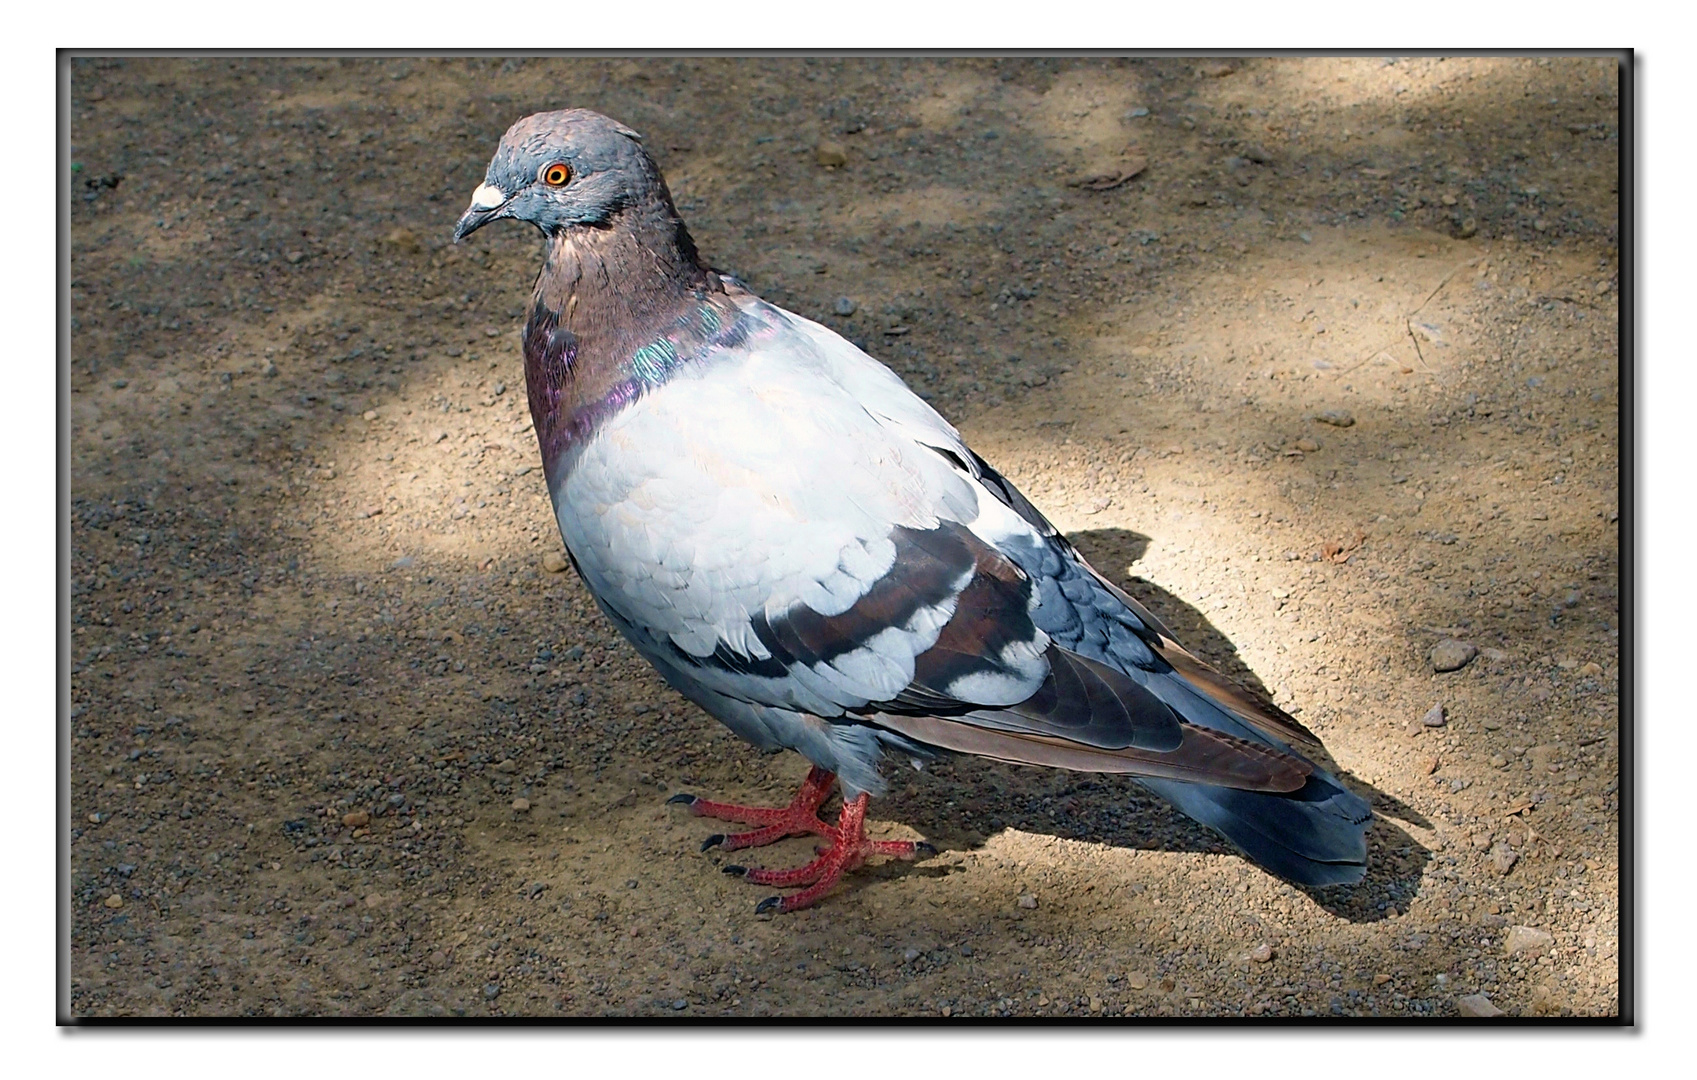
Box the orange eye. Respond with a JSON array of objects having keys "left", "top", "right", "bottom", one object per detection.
[{"left": 539, "top": 161, "right": 572, "bottom": 187}]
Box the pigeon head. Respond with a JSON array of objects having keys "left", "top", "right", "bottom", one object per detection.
[{"left": 453, "top": 109, "right": 668, "bottom": 242}]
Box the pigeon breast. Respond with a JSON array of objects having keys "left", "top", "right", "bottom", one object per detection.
[{"left": 552, "top": 295, "right": 1051, "bottom": 719}]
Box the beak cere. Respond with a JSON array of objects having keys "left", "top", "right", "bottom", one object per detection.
[
  {"left": 453, "top": 182, "right": 510, "bottom": 242},
  {"left": 471, "top": 182, "right": 508, "bottom": 209}
]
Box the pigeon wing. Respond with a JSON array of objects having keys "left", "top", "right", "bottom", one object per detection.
[{"left": 555, "top": 298, "right": 1312, "bottom": 793}]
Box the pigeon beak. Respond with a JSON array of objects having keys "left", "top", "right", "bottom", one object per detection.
[{"left": 453, "top": 182, "right": 510, "bottom": 242}]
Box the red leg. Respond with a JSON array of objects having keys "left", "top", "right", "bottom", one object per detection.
[{"left": 668, "top": 771, "right": 935, "bottom": 913}]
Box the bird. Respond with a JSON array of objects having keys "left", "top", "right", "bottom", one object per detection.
[{"left": 452, "top": 109, "right": 1372, "bottom": 914}]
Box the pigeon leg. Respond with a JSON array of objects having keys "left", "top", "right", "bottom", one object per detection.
[
  {"left": 725, "top": 793, "right": 936, "bottom": 914},
  {"left": 667, "top": 766, "right": 837, "bottom": 852}
]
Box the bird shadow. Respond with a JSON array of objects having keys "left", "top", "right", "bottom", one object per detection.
[{"left": 879, "top": 526, "right": 1432, "bottom": 924}]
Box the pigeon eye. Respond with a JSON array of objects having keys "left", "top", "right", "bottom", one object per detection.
[{"left": 539, "top": 162, "right": 572, "bottom": 187}]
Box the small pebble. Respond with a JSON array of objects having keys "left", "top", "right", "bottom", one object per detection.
[
  {"left": 1422, "top": 703, "right": 1448, "bottom": 727},
  {"left": 1504, "top": 925, "right": 1553, "bottom": 956},
  {"left": 1431, "top": 639, "right": 1478, "bottom": 672},
  {"left": 385, "top": 227, "right": 421, "bottom": 254},
  {"left": 1456, "top": 993, "right": 1504, "bottom": 1018},
  {"left": 542, "top": 552, "right": 569, "bottom": 573},
  {"left": 1126, "top": 973, "right": 1149, "bottom": 990},
  {"left": 343, "top": 810, "right": 371, "bottom": 828},
  {"left": 104, "top": 894, "right": 124, "bottom": 910},
  {"left": 1491, "top": 843, "right": 1519, "bottom": 875},
  {"left": 511, "top": 798, "right": 531, "bottom": 812},
  {"left": 1249, "top": 943, "right": 1274, "bottom": 963},
  {"left": 1018, "top": 894, "right": 1038, "bottom": 909},
  {"left": 815, "top": 141, "right": 848, "bottom": 168},
  {"left": 833, "top": 296, "right": 858, "bottom": 316},
  {"left": 1315, "top": 409, "right": 1355, "bottom": 427}
]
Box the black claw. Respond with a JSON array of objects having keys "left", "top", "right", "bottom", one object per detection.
[
  {"left": 666, "top": 793, "right": 697, "bottom": 806},
  {"left": 754, "top": 896, "right": 782, "bottom": 915},
  {"left": 914, "top": 841, "right": 938, "bottom": 857},
  {"left": 700, "top": 834, "right": 725, "bottom": 852},
  {"left": 722, "top": 865, "right": 748, "bottom": 877}
]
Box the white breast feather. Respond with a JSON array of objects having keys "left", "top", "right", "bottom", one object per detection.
[{"left": 553, "top": 298, "right": 1049, "bottom": 716}]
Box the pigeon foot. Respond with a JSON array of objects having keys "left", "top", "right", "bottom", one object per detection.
[
  {"left": 668, "top": 765, "right": 837, "bottom": 852},
  {"left": 669, "top": 767, "right": 933, "bottom": 912},
  {"left": 728, "top": 792, "right": 934, "bottom": 914}
]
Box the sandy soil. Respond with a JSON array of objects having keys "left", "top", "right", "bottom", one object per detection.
[{"left": 67, "top": 55, "right": 1620, "bottom": 1019}]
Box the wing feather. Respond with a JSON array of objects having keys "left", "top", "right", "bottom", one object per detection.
[
  {"left": 559, "top": 295, "right": 1330, "bottom": 797},
  {"left": 870, "top": 712, "right": 1311, "bottom": 792}
]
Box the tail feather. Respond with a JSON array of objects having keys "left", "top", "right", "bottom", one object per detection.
[
  {"left": 1140, "top": 771, "right": 1372, "bottom": 887},
  {"left": 1134, "top": 657, "right": 1373, "bottom": 885}
]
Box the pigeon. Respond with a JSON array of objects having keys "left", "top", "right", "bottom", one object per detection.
[{"left": 453, "top": 109, "right": 1372, "bottom": 913}]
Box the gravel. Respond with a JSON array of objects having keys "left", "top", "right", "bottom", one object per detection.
[{"left": 67, "top": 54, "right": 1619, "bottom": 1022}]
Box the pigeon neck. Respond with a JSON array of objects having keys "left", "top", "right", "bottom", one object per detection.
[
  {"left": 540, "top": 205, "right": 709, "bottom": 319},
  {"left": 522, "top": 208, "right": 738, "bottom": 488}
]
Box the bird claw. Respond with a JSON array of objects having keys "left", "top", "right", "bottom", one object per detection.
[
  {"left": 666, "top": 793, "right": 698, "bottom": 806},
  {"left": 914, "top": 841, "right": 938, "bottom": 857},
  {"left": 700, "top": 834, "right": 725, "bottom": 852},
  {"left": 723, "top": 865, "right": 748, "bottom": 877},
  {"left": 754, "top": 896, "right": 782, "bottom": 915}
]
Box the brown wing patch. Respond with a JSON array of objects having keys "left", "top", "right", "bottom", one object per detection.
[
  {"left": 872, "top": 712, "right": 1312, "bottom": 792},
  {"left": 905, "top": 533, "right": 1045, "bottom": 704}
]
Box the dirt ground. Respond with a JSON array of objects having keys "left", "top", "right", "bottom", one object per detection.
[{"left": 66, "top": 55, "right": 1621, "bottom": 1019}]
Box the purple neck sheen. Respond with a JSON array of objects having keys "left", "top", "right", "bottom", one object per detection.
[{"left": 522, "top": 295, "right": 763, "bottom": 494}]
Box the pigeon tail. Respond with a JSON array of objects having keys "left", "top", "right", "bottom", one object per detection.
[
  {"left": 981, "top": 492, "right": 1376, "bottom": 887},
  {"left": 1130, "top": 662, "right": 1373, "bottom": 885},
  {"left": 1139, "top": 770, "right": 1373, "bottom": 887}
]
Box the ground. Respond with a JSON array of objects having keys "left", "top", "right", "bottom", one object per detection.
[{"left": 67, "top": 55, "right": 1621, "bottom": 1019}]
